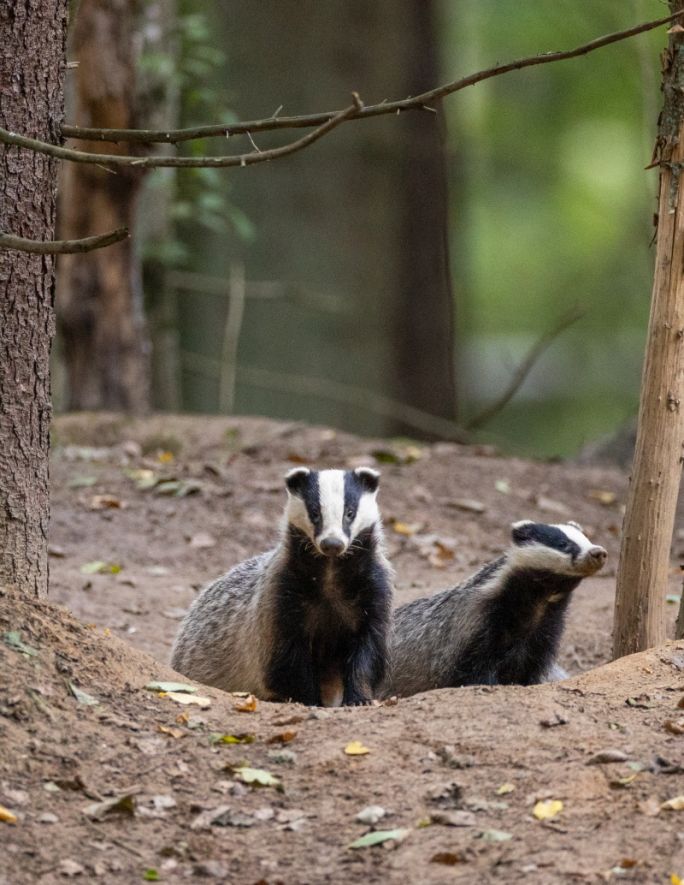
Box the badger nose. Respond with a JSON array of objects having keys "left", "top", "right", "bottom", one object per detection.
[
  {"left": 588, "top": 546, "right": 607, "bottom": 566},
  {"left": 319, "top": 537, "right": 345, "bottom": 557}
]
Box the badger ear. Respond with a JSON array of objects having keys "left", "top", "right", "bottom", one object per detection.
[
  {"left": 511, "top": 519, "right": 534, "bottom": 545},
  {"left": 354, "top": 466, "right": 380, "bottom": 493},
  {"left": 566, "top": 520, "right": 584, "bottom": 533},
  {"left": 285, "top": 467, "right": 311, "bottom": 496}
]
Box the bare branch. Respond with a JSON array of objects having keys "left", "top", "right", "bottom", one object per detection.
[
  {"left": 0, "top": 227, "right": 128, "bottom": 254},
  {"left": 465, "top": 306, "right": 585, "bottom": 432},
  {"left": 60, "top": 11, "right": 684, "bottom": 145},
  {"left": 0, "top": 101, "right": 360, "bottom": 170}
]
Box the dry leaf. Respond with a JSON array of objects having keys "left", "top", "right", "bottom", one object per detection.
[
  {"left": 234, "top": 694, "right": 258, "bottom": 713},
  {"left": 157, "top": 725, "right": 185, "bottom": 739},
  {"left": 662, "top": 795, "right": 684, "bottom": 812},
  {"left": 266, "top": 730, "right": 297, "bottom": 744},
  {"left": 431, "top": 852, "right": 465, "bottom": 865},
  {"left": 0, "top": 805, "right": 17, "bottom": 825},
  {"left": 88, "top": 494, "right": 125, "bottom": 510},
  {"left": 391, "top": 521, "right": 421, "bottom": 537},
  {"left": 349, "top": 828, "right": 410, "bottom": 849},
  {"left": 664, "top": 718, "right": 684, "bottom": 735},
  {"left": 496, "top": 783, "right": 515, "bottom": 795},
  {"left": 588, "top": 489, "right": 617, "bottom": 506},
  {"left": 671, "top": 874, "right": 683, "bottom": 885},
  {"left": 165, "top": 691, "right": 211, "bottom": 708},
  {"left": 533, "top": 799, "right": 563, "bottom": 820},
  {"left": 345, "top": 741, "right": 370, "bottom": 756}
]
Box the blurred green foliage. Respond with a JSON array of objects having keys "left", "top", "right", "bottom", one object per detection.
[{"left": 441, "top": 1, "right": 661, "bottom": 455}]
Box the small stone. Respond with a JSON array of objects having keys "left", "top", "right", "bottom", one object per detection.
[
  {"left": 267, "top": 749, "right": 296, "bottom": 765},
  {"left": 430, "top": 810, "right": 476, "bottom": 827},
  {"left": 58, "top": 859, "right": 85, "bottom": 877},
  {"left": 193, "top": 861, "right": 228, "bottom": 878},
  {"left": 37, "top": 812, "right": 58, "bottom": 824},
  {"left": 355, "top": 805, "right": 386, "bottom": 825}
]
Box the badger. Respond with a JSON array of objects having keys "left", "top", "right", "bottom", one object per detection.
[
  {"left": 171, "top": 466, "right": 393, "bottom": 706},
  {"left": 383, "top": 520, "right": 606, "bottom": 697}
]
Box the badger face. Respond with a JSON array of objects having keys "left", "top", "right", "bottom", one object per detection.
[
  {"left": 510, "top": 520, "right": 607, "bottom": 577},
  {"left": 284, "top": 467, "right": 381, "bottom": 557}
]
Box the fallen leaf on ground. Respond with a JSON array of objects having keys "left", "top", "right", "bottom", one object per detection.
[
  {"left": 664, "top": 718, "right": 684, "bottom": 735},
  {"left": 234, "top": 694, "right": 258, "bottom": 713},
  {"left": 345, "top": 741, "right": 370, "bottom": 756},
  {"left": 431, "top": 852, "right": 465, "bottom": 865},
  {"left": 157, "top": 725, "right": 185, "bottom": 739},
  {"left": 480, "top": 829, "right": 512, "bottom": 842},
  {"left": 145, "top": 681, "right": 197, "bottom": 694},
  {"left": 662, "top": 796, "right": 684, "bottom": 812},
  {"left": 209, "top": 733, "right": 255, "bottom": 745},
  {"left": 356, "top": 805, "right": 386, "bottom": 825},
  {"left": 610, "top": 773, "right": 639, "bottom": 788},
  {"left": 447, "top": 498, "right": 485, "bottom": 514},
  {"left": 495, "top": 479, "right": 511, "bottom": 494},
  {"left": 68, "top": 682, "right": 99, "bottom": 706},
  {"left": 88, "top": 494, "right": 125, "bottom": 510},
  {"left": 0, "top": 805, "right": 17, "bottom": 825},
  {"left": 163, "top": 692, "right": 211, "bottom": 708},
  {"left": 587, "top": 749, "right": 629, "bottom": 765},
  {"left": 671, "top": 874, "right": 683, "bottom": 885},
  {"left": 533, "top": 799, "right": 563, "bottom": 820},
  {"left": 266, "top": 730, "right": 297, "bottom": 744},
  {"left": 83, "top": 791, "right": 137, "bottom": 820},
  {"left": 349, "top": 829, "right": 410, "bottom": 849},
  {"left": 143, "top": 869, "right": 160, "bottom": 881},
  {"left": 67, "top": 475, "right": 97, "bottom": 489},
  {"left": 588, "top": 489, "right": 617, "bottom": 506},
  {"left": 496, "top": 783, "right": 515, "bottom": 795},
  {"left": 80, "top": 561, "right": 121, "bottom": 575},
  {"left": 232, "top": 766, "right": 282, "bottom": 789},
  {"left": 2, "top": 631, "right": 38, "bottom": 657},
  {"left": 391, "top": 521, "right": 422, "bottom": 537}
]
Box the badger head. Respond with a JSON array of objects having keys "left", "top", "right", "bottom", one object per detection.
[
  {"left": 283, "top": 466, "right": 381, "bottom": 557},
  {"left": 509, "top": 520, "right": 607, "bottom": 577}
]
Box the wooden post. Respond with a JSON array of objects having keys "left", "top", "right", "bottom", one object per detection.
[{"left": 613, "top": 4, "right": 684, "bottom": 658}]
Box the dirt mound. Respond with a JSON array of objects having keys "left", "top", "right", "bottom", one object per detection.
[{"left": 3, "top": 584, "right": 684, "bottom": 883}]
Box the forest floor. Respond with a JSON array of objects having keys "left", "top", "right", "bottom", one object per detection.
[{"left": 2, "top": 413, "right": 684, "bottom": 884}]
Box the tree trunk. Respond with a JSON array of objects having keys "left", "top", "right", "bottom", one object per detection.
[
  {"left": 0, "top": 0, "right": 68, "bottom": 597},
  {"left": 56, "top": 0, "right": 149, "bottom": 412},
  {"left": 613, "top": 3, "right": 684, "bottom": 658}
]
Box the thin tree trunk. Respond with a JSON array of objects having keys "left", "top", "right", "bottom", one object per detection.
[
  {"left": 0, "top": 0, "right": 68, "bottom": 597},
  {"left": 57, "top": 0, "right": 149, "bottom": 413},
  {"left": 613, "top": 3, "right": 684, "bottom": 658}
]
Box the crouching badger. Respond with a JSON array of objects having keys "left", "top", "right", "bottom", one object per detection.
[
  {"left": 383, "top": 521, "right": 606, "bottom": 697},
  {"left": 171, "top": 467, "right": 393, "bottom": 706}
]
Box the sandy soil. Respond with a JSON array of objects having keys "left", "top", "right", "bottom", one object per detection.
[{"left": 1, "top": 413, "right": 683, "bottom": 883}]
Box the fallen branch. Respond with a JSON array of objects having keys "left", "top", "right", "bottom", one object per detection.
[
  {"left": 0, "top": 99, "right": 361, "bottom": 170},
  {"left": 60, "top": 11, "right": 684, "bottom": 145},
  {"left": 0, "top": 227, "right": 128, "bottom": 254},
  {"left": 465, "top": 306, "right": 585, "bottom": 432}
]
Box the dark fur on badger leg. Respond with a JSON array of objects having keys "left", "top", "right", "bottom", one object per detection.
[
  {"left": 266, "top": 636, "right": 320, "bottom": 706},
  {"left": 342, "top": 626, "right": 389, "bottom": 705}
]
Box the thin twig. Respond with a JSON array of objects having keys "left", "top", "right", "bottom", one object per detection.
[
  {"left": 0, "top": 227, "right": 128, "bottom": 254},
  {"left": 0, "top": 100, "right": 360, "bottom": 170},
  {"left": 60, "top": 11, "right": 684, "bottom": 145},
  {"left": 465, "top": 306, "right": 585, "bottom": 432}
]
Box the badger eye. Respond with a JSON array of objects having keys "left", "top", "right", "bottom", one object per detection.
[{"left": 345, "top": 507, "right": 355, "bottom": 520}]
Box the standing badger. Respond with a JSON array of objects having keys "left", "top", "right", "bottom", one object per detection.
[
  {"left": 171, "top": 467, "right": 393, "bottom": 706},
  {"left": 383, "top": 520, "right": 606, "bottom": 697}
]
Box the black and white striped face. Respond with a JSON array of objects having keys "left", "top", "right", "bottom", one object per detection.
[
  {"left": 284, "top": 467, "right": 381, "bottom": 557},
  {"left": 510, "top": 520, "right": 607, "bottom": 577}
]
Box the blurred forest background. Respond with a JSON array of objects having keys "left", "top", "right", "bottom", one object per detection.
[{"left": 53, "top": 0, "right": 663, "bottom": 458}]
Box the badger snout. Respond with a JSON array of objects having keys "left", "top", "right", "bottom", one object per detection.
[
  {"left": 580, "top": 545, "right": 607, "bottom": 574},
  {"left": 319, "top": 536, "right": 347, "bottom": 557}
]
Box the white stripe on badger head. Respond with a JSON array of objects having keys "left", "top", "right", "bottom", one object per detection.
[
  {"left": 317, "top": 470, "right": 347, "bottom": 544},
  {"left": 350, "top": 487, "right": 380, "bottom": 538},
  {"left": 552, "top": 523, "right": 595, "bottom": 555}
]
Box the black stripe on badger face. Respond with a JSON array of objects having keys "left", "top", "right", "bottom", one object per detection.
[{"left": 511, "top": 522, "right": 581, "bottom": 560}]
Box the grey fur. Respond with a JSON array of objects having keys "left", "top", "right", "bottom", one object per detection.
[{"left": 171, "top": 548, "right": 282, "bottom": 698}]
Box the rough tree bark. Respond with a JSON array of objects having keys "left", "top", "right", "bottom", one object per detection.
[
  {"left": 57, "top": 0, "right": 149, "bottom": 412},
  {"left": 0, "top": 0, "right": 68, "bottom": 597},
  {"left": 613, "top": 4, "right": 684, "bottom": 658}
]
